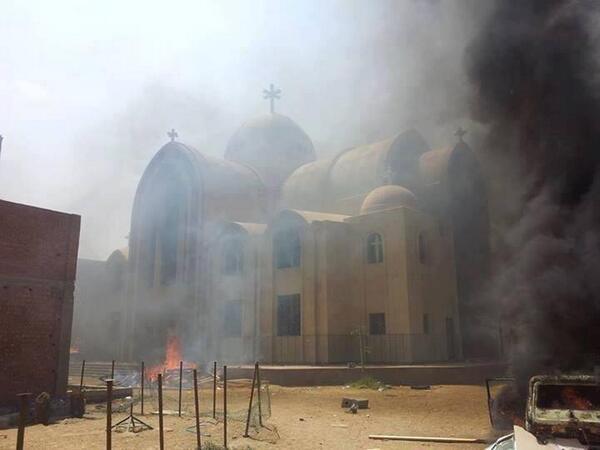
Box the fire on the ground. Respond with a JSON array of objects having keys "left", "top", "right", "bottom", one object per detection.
[{"left": 487, "top": 375, "right": 600, "bottom": 449}]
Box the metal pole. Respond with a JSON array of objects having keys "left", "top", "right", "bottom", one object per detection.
[
  {"left": 178, "top": 360, "right": 183, "bottom": 417},
  {"left": 212, "top": 361, "right": 216, "bottom": 419},
  {"left": 111, "top": 360, "right": 115, "bottom": 379},
  {"left": 256, "top": 362, "right": 263, "bottom": 426},
  {"left": 79, "top": 360, "right": 86, "bottom": 392},
  {"left": 140, "top": 361, "right": 145, "bottom": 415},
  {"left": 158, "top": 373, "right": 164, "bottom": 450},
  {"left": 193, "top": 369, "right": 201, "bottom": 450},
  {"left": 106, "top": 379, "right": 113, "bottom": 450},
  {"left": 243, "top": 363, "right": 258, "bottom": 437},
  {"left": 16, "top": 392, "right": 31, "bottom": 450},
  {"left": 223, "top": 365, "right": 227, "bottom": 449}
]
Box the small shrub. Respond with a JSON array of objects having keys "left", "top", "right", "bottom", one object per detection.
[{"left": 349, "top": 376, "right": 385, "bottom": 390}]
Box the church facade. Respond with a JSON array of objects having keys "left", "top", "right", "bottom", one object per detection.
[{"left": 116, "top": 105, "right": 491, "bottom": 365}]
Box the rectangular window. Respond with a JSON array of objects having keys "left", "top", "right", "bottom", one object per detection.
[
  {"left": 423, "top": 314, "right": 430, "bottom": 334},
  {"left": 369, "top": 313, "right": 386, "bottom": 335},
  {"left": 277, "top": 294, "right": 301, "bottom": 336},
  {"left": 223, "top": 300, "right": 242, "bottom": 337}
]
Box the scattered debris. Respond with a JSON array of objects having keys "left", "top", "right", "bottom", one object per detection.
[
  {"left": 410, "top": 385, "right": 431, "bottom": 390},
  {"left": 368, "top": 434, "right": 489, "bottom": 444},
  {"left": 151, "top": 409, "right": 182, "bottom": 416},
  {"left": 60, "top": 430, "right": 105, "bottom": 438},
  {"left": 331, "top": 423, "right": 349, "bottom": 428},
  {"left": 299, "top": 417, "right": 305, "bottom": 421},
  {"left": 341, "top": 398, "right": 369, "bottom": 409}
]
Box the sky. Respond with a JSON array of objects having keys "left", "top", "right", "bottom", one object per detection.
[{"left": 0, "top": 0, "right": 489, "bottom": 259}]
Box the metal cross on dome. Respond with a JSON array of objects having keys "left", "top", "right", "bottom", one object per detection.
[
  {"left": 263, "top": 83, "right": 281, "bottom": 114},
  {"left": 167, "top": 128, "right": 178, "bottom": 142},
  {"left": 454, "top": 126, "right": 467, "bottom": 142}
]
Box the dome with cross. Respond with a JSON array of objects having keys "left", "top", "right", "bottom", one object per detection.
[{"left": 225, "top": 113, "right": 316, "bottom": 188}]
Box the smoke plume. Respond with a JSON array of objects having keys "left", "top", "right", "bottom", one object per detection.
[{"left": 466, "top": 0, "right": 600, "bottom": 377}]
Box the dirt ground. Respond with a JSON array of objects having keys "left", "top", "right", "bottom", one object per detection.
[{"left": 1, "top": 383, "right": 502, "bottom": 450}]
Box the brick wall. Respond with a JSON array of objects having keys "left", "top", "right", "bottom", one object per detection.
[{"left": 0, "top": 200, "right": 80, "bottom": 408}]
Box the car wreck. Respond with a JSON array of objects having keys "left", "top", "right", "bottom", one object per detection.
[{"left": 487, "top": 375, "right": 600, "bottom": 450}]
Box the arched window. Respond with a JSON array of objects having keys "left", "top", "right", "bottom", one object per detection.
[
  {"left": 418, "top": 233, "right": 427, "bottom": 264},
  {"left": 367, "top": 233, "right": 384, "bottom": 264},
  {"left": 274, "top": 228, "right": 301, "bottom": 269},
  {"left": 222, "top": 238, "right": 244, "bottom": 275}
]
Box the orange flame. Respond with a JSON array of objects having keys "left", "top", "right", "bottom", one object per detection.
[{"left": 147, "top": 332, "right": 196, "bottom": 381}]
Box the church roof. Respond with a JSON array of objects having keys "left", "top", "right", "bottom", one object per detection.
[
  {"left": 288, "top": 209, "right": 349, "bottom": 224},
  {"left": 131, "top": 141, "right": 267, "bottom": 238},
  {"left": 232, "top": 222, "right": 267, "bottom": 235},
  {"left": 418, "top": 141, "right": 476, "bottom": 187},
  {"left": 269, "top": 209, "right": 349, "bottom": 230},
  {"left": 208, "top": 220, "right": 267, "bottom": 239},
  {"left": 281, "top": 128, "right": 430, "bottom": 215},
  {"left": 359, "top": 185, "right": 417, "bottom": 215},
  {"left": 106, "top": 247, "right": 128, "bottom": 265},
  {"left": 225, "top": 113, "right": 316, "bottom": 188}
]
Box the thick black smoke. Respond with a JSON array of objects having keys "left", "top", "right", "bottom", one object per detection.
[{"left": 465, "top": 0, "right": 600, "bottom": 379}]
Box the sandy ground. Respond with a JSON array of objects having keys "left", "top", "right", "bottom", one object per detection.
[{"left": 1, "top": 383, "right": 502, "bottom": 450}]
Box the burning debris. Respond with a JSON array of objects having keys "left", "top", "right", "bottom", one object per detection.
[
  {"left": 487, "top": 375, "right": 600, "bottom": 449},
  {"left": 146, "top": 332, "right": 197, "bottom": 386}
]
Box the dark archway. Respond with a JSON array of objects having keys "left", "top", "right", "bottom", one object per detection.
[{"left": 127, "top": 142, "right": 204, "bottom": 362}]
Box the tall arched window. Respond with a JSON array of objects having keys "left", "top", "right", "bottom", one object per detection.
[
  {"left": 222, "top": 238, "right": 244, "bottom": 275},
  {"left": 274, "top": 228, "right": 301, "bottom": 269},
  {"left": 367, "top": 233, "right": 384, "bottom": 264}
]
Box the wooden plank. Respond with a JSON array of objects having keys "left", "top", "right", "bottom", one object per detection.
[{"left": 368, "top": 435, "right": 488, "bottom": 444}]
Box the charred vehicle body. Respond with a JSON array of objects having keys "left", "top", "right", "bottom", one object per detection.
[{"left": 487, "top": 375, "right": 600, "bottom": 449}]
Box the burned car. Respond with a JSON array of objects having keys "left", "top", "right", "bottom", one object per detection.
[{"left": 487, "top": 375, "right": 600, "bottom": 449}]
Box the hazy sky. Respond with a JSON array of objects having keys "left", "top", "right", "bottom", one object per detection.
[{"left": 0, "top": 0, "right": 488, "bottom": 259}]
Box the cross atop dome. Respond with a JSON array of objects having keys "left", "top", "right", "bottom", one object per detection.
[
  {"left": 454, "top": 126, "right": 467, "bottom": 142},
  {"left": 167, "top": 128, "right": 178, "bottom": 142},
  {"left": 263, "top": 83, "right": 281, "bottom": 114}
]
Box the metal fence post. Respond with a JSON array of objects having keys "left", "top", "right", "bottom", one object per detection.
[
  {"left": 106, "top": 379, "right": 113, "bottom": 450},
  {"left": 16, "top": 392, "right": 31, "bottom": 450},
  {"left": 140, "top": 361, "right": 145, "bottom": 415},
  {"left": 158, "top": 373, "right": 164, "bottom": 450},
  {"left": 256, "top": 362, "right": 263, "bottom": 426},
  {"left": 178, "top": 360, "right": 183, "bottom": 417},
  {"left": 223, "top": 365, "right": 227, "bottom": 449},
  {"left": 212, "top": 361, "right": 217, "bottom": 419},
  {"left": 79, "top": 360, "right": 86, "bottom": 392},
  {"left": 193, "top": 369, "right": 201, "bottom": 450},
  {"left": 243, "top": 363, "right": 258, "bottom": 437}
]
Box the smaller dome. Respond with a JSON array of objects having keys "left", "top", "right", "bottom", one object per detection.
[{"left": 360, "top": 185, "right": 417, "bottom": 215}]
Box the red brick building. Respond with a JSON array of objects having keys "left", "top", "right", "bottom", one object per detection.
[{"left": 0, "top": 200, "right": 80, "bottom": 408}]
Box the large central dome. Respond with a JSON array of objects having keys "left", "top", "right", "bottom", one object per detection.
[{"left": 225, "top": 113, "right": 316, "bottom": 187}]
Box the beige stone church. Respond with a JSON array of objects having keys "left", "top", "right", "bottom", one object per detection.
[{"left": 91, "top": 95, "right": 491, "bottom": 366}]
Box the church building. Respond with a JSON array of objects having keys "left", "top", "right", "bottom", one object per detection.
[{"left": 113, "top": 89, "right": 491, "bottom": 365}]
